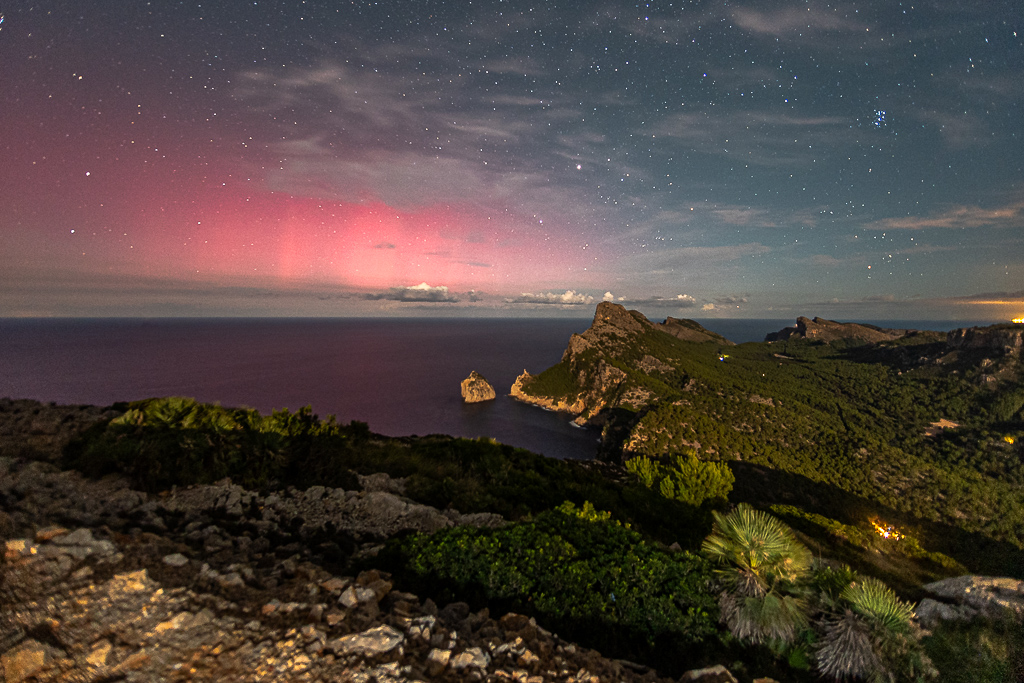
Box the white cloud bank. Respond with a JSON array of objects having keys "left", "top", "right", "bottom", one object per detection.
[{"left": 507, "top": 290, "right": 595, "bottom": 305}]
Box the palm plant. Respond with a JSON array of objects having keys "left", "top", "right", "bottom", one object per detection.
[
  {"left": 702, "top": 504, "right": 812, "bottom": 645},
  {"left": 815, "top": 576, "right": 934, "bottom": 682}
]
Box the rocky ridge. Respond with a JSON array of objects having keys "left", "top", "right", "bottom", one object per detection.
[
  {"left": 947, "top": 324, "right": 1024, "bottom": 358},
  {"left": 656, "top": 318, "right": 733, "bottom": 346},
  {"left": 0, "top": 400, "right": 733, "bottom": 683},
  {"left": 764, "top": 317, "right": 911, "bottom": 344}
]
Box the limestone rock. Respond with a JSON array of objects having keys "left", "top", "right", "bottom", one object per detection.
[
  {"left": 921, "top": 575, "right": 1024, "bottom": 621},
  {"left": 426, "top": 648, "right": 451, "bottom": 675},
  {"left": 914, "top": 598, "right": 975, "bottom": 626},
  {"left": 947, "top": 325, "right": 1024, "bottom": 357},
  {"left": 1, "top": 639, "right": 49, "bottom": 682},
  {"left": 461, "top": 371, "right": 497, "bottom": 403},
  {"left": 681, "top": 664, "right": 739, "bottom": 683},
  {"left": 328, "top": 625, "right": 404, "bottom": 656},
  {"left": 450, "top": 646, "right": 490, "bottom": 670}
]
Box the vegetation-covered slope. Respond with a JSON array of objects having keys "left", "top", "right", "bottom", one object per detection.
[{"left": 514, "top": 303, "right": 1024, "bottom": 578}]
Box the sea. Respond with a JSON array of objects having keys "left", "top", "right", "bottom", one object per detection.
[{"left": 0, "top": 317, "right": 1001, "bottom": 461}]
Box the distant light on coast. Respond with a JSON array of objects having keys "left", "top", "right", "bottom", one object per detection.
[
  {"left": 1013, "top": 317, "right": 1024, "bottom": 324},
  {"left": 870, "top": 518, "right": 904, "bottom": 541}
]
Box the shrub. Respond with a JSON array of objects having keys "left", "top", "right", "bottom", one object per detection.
[
  {"left": 390, "top": 501, "right": 718, "bottom": 656},
  {"left": 64, "top": 397, "right": 294, "bottom": 490},
  {"left": 626, "top": 450, "right": 734, "bottom": 507}
]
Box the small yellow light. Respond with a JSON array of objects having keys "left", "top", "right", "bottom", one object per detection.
[
  {"left": 870, "top": 518, "right": 904, "bottom": 540},
  {"left": 1006, "top": 436, "right": 1016, "bottom": 445}
]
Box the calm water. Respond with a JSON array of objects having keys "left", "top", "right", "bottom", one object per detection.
[{"left": 0, "top": 317, "right": 1000, "bottom": 459}]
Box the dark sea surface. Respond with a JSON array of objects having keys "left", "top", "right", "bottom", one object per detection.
[{"left": 0, "top": 317, "right": 1002, "bottom": 460}]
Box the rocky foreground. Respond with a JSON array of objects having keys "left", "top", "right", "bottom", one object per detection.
[{"left": 0, "top": 399, "right": 730, "bottom": 683}]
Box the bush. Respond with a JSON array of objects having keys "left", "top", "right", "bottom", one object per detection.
[
  {"left": 389, "top": 501, "right": 718, "bottom": 657},
  {"left": 64, "top": 397, "right": 299, "bottom": 490},
  {"left": 626, "top": 450, "right": 734, "bottom": 507}
]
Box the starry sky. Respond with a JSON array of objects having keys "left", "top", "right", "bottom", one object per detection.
[{"left": 1, "top": 0, "right": 1022, "bottom": 319}]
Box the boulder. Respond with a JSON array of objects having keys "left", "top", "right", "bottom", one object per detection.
[
  {"left": 681, "top": 664, "right": 739, "bottom": 683},
  {"left": 327, "top": 625, "right": 404, "bottom": 657},
  {"left": 915, "top": 598, "right": 975, "bottom": 627},
  {"left": 921, "top": 575, "right": 1024, "bottom": 621},
  {"left": 461, "top": 371, "right": 496, "bottom": 403}
]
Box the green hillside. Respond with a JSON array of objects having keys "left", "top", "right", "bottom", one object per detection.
[{"left": 516, "top": 304, "right": 1024, "bottom": 582}]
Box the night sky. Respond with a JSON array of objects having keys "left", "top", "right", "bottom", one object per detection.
[{"left": 2, "top": 1, "right": 1022, "bottom": 319}]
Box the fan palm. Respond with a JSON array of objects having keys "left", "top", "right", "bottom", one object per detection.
[
  {"left": 816, "top": 576, "right": 932, "bottom": 682},
  {"left": 702, "top": 504, "right": 812, "bottom": 645}
]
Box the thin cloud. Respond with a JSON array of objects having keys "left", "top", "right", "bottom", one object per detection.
[
  {"left": 647, "top": 110, "right": 853, "bottom": 169},
  {"left": 866, "top": 201, "right": 1024, "bottom": 230},
  {"left": 655, "top": 243, "right": 772, "bottom": 263},
  {"left": 731, "top": 5, "right": 867, "bottom": 36},
  {"left": 811, "top": 254, "right": 842, "bottom": 266}
]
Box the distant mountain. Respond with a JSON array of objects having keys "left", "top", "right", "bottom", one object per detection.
[{"left": 764, "top": 316, "right": 915, "bottom": 343}]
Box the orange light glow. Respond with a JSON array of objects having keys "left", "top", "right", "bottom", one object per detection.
[
  {"left": 1013, "top": 317, "right": 1024, "bottom": 324},
  {"left": 870, "top": 518, "right": 904, "bottom": 540},
  {"left": 1006, "top": 436, "right": 1016, "bottom": 445}
]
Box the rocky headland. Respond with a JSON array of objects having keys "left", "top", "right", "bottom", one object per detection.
[
  {"left": 510, "top": 302, "right": 704, "bottom": 426},
  {"left": 763, "top": 316, "right": 912, "bottom": 344}
]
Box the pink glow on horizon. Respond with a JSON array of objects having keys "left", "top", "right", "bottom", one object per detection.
[{"left": 89, "top": 184, "right": 599, "bottom": 294}]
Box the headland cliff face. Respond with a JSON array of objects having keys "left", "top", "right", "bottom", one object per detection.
[
  {"left": 509, "top": 371, "right": 587, "bottom": 418},
  {"left": 509, "top": 302, "right": 705, "bottom": 426},
  {"left": 506, "top": 305, "right": 1024, "bottom": 561}
]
